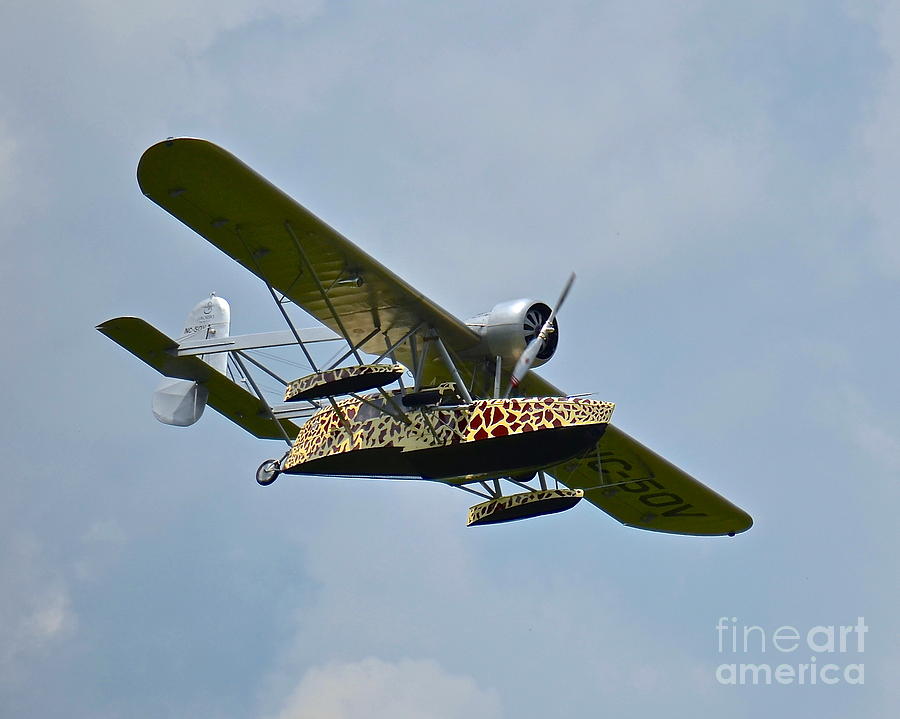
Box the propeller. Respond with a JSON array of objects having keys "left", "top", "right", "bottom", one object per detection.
[{"left": 504, "top": 272, "right": 576, "bottom": 397}]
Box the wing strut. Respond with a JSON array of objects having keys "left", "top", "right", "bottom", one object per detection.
[
  {"left": 432, "top": 333, "right": 473, "bottom": 404},
  {"left": 234, "top": 226, "right": 320, "bottom": 372},
  {"left": 235, "top": 350, "right": 290, "bottom": 386},
  {"left": 412, "top": 334, "right": 429, "bottom": 391},
  {"left": 325, "top": 326, "right": 381, "bottom": 370},
  {"left": 232, "top": 350, "right": 320, "bottom": 413},
  {"left": 372, "top": 323, "right": 424, "bottom": 365},
  {"left": 227, "top": 353, "right": 252, "bottom": 390},
  {"left": 386, "top": 334, "right": 406, "bottom": 392},
  {"left": 230, "top": 353, "right": 294, "bottom": 445},
  {"left": 284, "top": 220, "right": 366, "bottom": 363}
]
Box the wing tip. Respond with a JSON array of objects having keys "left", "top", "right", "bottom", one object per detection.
[
  {"left": 731, "top": 510, "right": 754, "bottom": 536},
  {"left": 96, "top": 315, "right": 136, "bottom": 330}
]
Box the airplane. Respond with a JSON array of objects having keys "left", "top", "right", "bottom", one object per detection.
[{"left": 98, "top": 137, "right": 752, "bottom": 535}]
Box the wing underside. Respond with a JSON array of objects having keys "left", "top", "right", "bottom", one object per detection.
[
  {"left": 547, "top": 425, "right": 752, "bottom": 536},
  {"left": 521, "top": 374, "right": 752, "bottom": 535},
  {"left": 137, "top": 139, "right": 479, "bottom": 361}
]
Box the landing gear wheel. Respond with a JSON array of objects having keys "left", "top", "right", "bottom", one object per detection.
[{"left": 256, "top": 459, "right": 281, "bottom": 486}]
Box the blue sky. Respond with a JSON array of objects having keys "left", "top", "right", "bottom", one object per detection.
[{"left": 1, "top": 1, "right": 897, "bottom": 717}]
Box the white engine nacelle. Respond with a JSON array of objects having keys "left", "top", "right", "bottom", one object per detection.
[
  {"left": 151, "top": 294, "right": 230, "bottom": 426},
  {"left": 465, "top": 298, "right": 559, "bottom": 368}
]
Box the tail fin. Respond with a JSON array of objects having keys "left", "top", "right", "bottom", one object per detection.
[{"left": 151, "top": 294, "right": 230, "bottom": 426}]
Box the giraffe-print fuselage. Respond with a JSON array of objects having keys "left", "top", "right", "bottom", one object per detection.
[{"left": 282, "top": 396, "right": 615, "bottom": 480}]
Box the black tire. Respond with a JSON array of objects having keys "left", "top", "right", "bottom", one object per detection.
[{"left": 256, "top": 459, "right": 280, "bottom": 486}]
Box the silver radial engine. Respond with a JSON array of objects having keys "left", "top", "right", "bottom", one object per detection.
[{"left": 465, "top": 298, "right": 560, "bottom": 367}]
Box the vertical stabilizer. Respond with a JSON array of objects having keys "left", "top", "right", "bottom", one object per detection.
[{"left": 152, "top": 294, "right": 231, "bottom": 426}]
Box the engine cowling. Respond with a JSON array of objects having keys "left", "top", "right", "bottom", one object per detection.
[{"left": 465, "top": 298, "right": 559, "bottom": 368}]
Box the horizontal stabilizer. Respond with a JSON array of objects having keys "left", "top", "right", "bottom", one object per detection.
[
  {"left": 97, "top": 316, "right": 300, "bottom": 440},
  {"left": 174, "top": 327, "right": 340, "bottom": 356}
]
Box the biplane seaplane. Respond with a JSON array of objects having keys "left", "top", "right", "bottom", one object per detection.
[{"left": 98, "top": 138, "right": 752, "bottom": 535}]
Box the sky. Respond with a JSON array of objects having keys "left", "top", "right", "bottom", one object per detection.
[{"left": 1, "top": 1, "right": 898, "bottom": 717}]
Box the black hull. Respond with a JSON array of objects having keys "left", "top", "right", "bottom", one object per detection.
[{"left": 284, "top": 423, "right": 607, "bottom": 479}]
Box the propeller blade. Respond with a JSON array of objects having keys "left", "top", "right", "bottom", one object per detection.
[
  {"left": 552, "top": 272, "right": 576, "bottom": 317},
  {"left": 504, "top": 272, "right": 576, "bottom": 397}
]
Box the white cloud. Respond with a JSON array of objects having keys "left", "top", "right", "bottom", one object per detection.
[
  {"left": 268, "top": 657, "right": 501, "bottom": 719},
  {"left": 859, "top": 3, "right": 900, "bottom": 277},
  {"left": 0, "top": 534, "right": 77, "bottom": 684},
  {"left": 77, "top": 0, "right": 325, "bottom": 55},
  {"left": 83, "top": 519, "right": 127, "bottom": 545},
  {"left": 24, "top": 588, "right": 74, "bottom": 641},
  {"left": 72, "top": 520, "right": 128, "bottom": 582},
  {"left": 854, "top": 417, "right": 900, "bottom": 473},
  {"left": 253, "top": 484, "right": 722, "bottom": 718},
  {"left": 839, "top": 386, "right": 900, "bottom": 476},
  {"left": 344, "top": 2, "right": 774, "bottom": 285}
]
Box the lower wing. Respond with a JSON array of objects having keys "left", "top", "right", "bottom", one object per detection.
[
  {"left": 518, "top": 373, "right": 751, "bottom": 536},
  {"left": 547, "top": 424, "right": 752, "bottom": 536}
]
